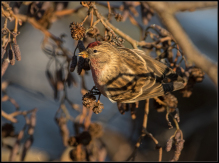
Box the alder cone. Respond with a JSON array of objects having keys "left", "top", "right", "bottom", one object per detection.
[
  {"left": 13, "top": 44, "right": 21, "bottom": 61},
  {"left": 70, "top": 56, "right": 77, "bottom": 72},
  {"left": 69, "top": 22, "right": 85, "bottom": 40},
  {"left": 77, "top": 56, "right": 84, "bottom": 75}
]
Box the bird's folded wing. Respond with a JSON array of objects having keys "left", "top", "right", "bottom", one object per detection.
[
  {"left": 105, "top": 48, "right": 152, "bottom": 102},
  {"left": 105, "top": 48, "right": 185, "bottom": 103},
  {"left": 131, "top": 49, "right": 185, "bottom": 91}
]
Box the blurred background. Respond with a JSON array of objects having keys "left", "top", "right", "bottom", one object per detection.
[{"left": 1, "top": 2, "right": 217, "bottom": 161}]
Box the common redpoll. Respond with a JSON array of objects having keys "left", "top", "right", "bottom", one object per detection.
[{"left": 79, "top": 41, "right": 185, "bottom": 103}]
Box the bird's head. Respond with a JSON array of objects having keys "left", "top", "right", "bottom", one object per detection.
[{"left": 78, "top": 41, "right": 119, "bottom": 66}]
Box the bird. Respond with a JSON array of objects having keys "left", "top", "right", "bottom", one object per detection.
[{"left": 79, "top": 41, "right": 185, "bottom": 103}]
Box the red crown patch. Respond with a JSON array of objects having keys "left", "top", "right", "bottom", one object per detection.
[{"left": 87, "top": 41, "right": 102, "bottom": 48}]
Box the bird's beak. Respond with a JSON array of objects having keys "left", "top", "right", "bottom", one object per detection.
[{"left": 78, "top": 51, "right": 88, "bottom": 58}]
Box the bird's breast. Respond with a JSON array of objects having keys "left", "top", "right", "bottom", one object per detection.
[{"left": 90, "top": 60, "right": 107, "bottom": 96}]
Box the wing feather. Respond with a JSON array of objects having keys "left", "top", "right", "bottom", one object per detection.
[{"left": 105, "top": 48, "right": 185, "bottom": 103}]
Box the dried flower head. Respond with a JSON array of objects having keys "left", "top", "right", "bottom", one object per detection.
[
  {"left": 82, "top": 92, "right": 96, "bottom": 109},
  {"left": 164, "top": 93, "right": 178, "bottom": 109},
  {"left": 93, "top": 101, "right": 104, "bottom": 114},
  {"left": 70, "top": 22, "right": 86, "bottom": 40}
]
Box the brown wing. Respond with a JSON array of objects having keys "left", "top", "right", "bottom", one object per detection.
[
  {"left": 125, "top": 49, "right": 185, "bottom": 103},
  {"left": 104, "top": 48, "right": 154, "bottom": 103},
  {"left": 131, "top": 49, "right": 185, "bottom": 91},
  {"left": 105, "top": 48, "right": 185, "bottom": 103}
]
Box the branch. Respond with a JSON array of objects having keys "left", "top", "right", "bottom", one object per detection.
[
  {"left": 169, "top": 2, "right": 218, "bottom": 13},
  {"left": 145, "top": 2, "right": 218, "bottom": 86}
]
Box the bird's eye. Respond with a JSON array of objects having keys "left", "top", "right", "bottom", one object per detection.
[{"left": 93, "top": 50, "right": 97, "bottom": 53}]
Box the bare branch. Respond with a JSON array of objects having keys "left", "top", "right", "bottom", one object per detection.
[{"left": 145, "top": 2, "right": 218, "bottom": 86}]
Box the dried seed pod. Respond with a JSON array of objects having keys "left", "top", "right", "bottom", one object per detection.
[
  {"left": 1, "top": 28, "right": 8, "bottom": 35},
  {"left": 66, "top": 72, "right": 77, "bottom": 87},
  {"left": 175, "top": 139, "right": 185, "bottom": 152},
  {"left": 46, "top": 70, "right": 55, "bottom": 88},
  {"left": 76, "top": 131, "right": 92, "bottom": 146},
  {"left": 1, "top": 48, "right": 6, "bottom": 59},
  {"left": 56, "top": 68, "right": 64, "bottom": 82},
  {"left": 70, "top": 56, "right": 77, "bottom": 72},
  {"left": 68, "top": 136, "right": 77, "bottom": 146},
  {"left": 92, "top": 101, "right": 104, "bottom": 114},
  {"left": 164, "top": 93, "right": 178, "bottom": 109},
  {"left": 189, "top": 67, "right": 205, "bottom": 83},
  {"left": 114, "top": 13, "right": 123, "bottom": 22},
  {"left": 9, "top": 48, "right": 16, "bottom": 65},
  {"left": 150, "top": 24, "right": 171, "bottom": 37},
  {"left": 1, "top": 59, "right": 9, "bottom": 77},
  {"left": 70, "top": 22, "right": 86, "bottom": 40},
  {"left": 77, "top": 56, "right": 85, "bottom": 75},
  {"left": 69, "top": 148, "right": 86, "bottom": 161},
  {"left": 13, "top": 44, "right": 21, "bottom": 61},
  {"left": 174, "top": 130, "right": 181, "bottom": 140},
  {"left": 117, "top": 102, "right": 129, "bottom": 114},
  {"left": 2, "top": 123, "right": 15, "bottom": 138},
  {"left": 83, "top": 58, "right": 90, "bottom": 71},
  {"left": 88, "top": 122, "right": 103, "bottom": 138},
  {"left": 77, "top": 40, "right": 86, "bottom": 52},
  {"left": 166, "top": 138, "right": 173, "bottom": 152},
  {"left": 55, "top": 116, "right": 69, "bottom": 146},
  {"left": 82, "top": 92, "right": 96, "bottom": 109}
]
